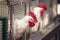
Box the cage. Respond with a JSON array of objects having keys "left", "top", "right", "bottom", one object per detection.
[
  {"left": 0, "top": 0, "right": 57, "bottom": 40},
  {"left": 6, "top": 0, "right": 57, "bottom": 40}
]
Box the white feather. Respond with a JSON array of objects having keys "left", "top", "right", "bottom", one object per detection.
[{"left": 13, "top": 15, "right": 33, "bottom": 39}]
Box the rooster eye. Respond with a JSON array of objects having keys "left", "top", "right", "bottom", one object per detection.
[{"left": 29, "top": 18, "right": 33, "bottom": 21}]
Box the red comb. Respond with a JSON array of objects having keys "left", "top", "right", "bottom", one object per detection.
[{"left": 38, "top": 4, "right": 47, "bottom": 10}]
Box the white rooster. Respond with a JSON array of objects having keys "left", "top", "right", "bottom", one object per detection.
[{"left": 13, "top": 4, "right": 47, "bottom": 40}]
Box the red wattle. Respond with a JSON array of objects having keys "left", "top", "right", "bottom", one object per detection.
[
  {"left": 40, "top": 13, "right": 43, "bottom": 17},
  {"left": 40, "top": 11, "right": 44, "bottom": 17},
  {"left": 28, "top": 21, "right": 35, "bottom": 28},
  {"left": 29, "top": 11, "right": 38, "bottom": 23}
]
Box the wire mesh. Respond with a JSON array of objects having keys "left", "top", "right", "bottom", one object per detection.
[
  {"left": 0, "top": 1, "right": 9, "bottom": 40},
  {"left": 0, "top": 0, "right": 57, "bottom": 40},
  {"left": 0, "top": 21, "right": 2, "bottom": 40}
]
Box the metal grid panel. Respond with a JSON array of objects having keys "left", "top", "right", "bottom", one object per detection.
[
  {"left": 0, "top": 21, "right": 2, "bottom": 40},
  {"left": 0, "top": 1, "right": 9, "bottom": 40},
  {"left": 0, "top": 1, "right": 9, "bottom": 18},
  {"left": 12, "top": 1, "right": 25, "bottom": 19}
]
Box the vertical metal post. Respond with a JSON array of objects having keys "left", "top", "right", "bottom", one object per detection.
[
  {"left": 29, "top": 0, "right": 32, "bottom": 37},
  {"left": 22, "top": 2, "right": 27, "bottom": 40},
  {"left": 24, "top": 3, "right": 27, "bottom": 15},
  {"left": 22, "top": 2, "right": 27, "bottom": 15},
  {"left": 29, "top": 1, "right": 32, "bottom": 40},
  {"left": 29, "top": 0, "right": 31, "bottom": 11},
  {"left": 37, "top": 23, "right": 40, "bottom": 31},
  {"left": 9, "top": 5, "right": 14, "bottom": 40}
]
